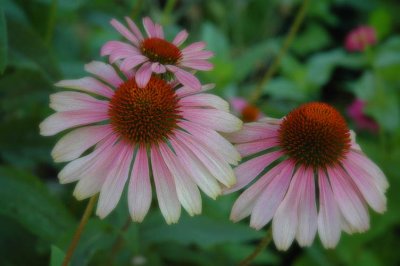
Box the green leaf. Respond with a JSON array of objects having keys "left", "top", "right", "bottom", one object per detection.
[
  {"left": 292, "top": 23, "right": 331, "bottom": 55},
  {"left": 201, "top": 22, "right": 229, "bottom": 59},
  {"left": 0, "top": 167, "right": 75, "bottom": 243},
  {"left": 0, "top": 9, "right": 7, "bottom": 74},
  {"left": 369, "top": 8, "right": 392, "bottom": 39},
  {"left": 142, "top": 213, "right": 264, "bottom": 248},
  {"left": 50, "top": 245, "right": 65, "bottom": 266}
]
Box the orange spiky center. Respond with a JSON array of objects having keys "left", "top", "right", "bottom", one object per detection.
[
  {"left": 108, "top": 76, "right": 181, "bottom": 144},
  {"left": 278, "top": 102, "right": 351, "bottom": 167},
  {"left": 140, "top": 37, "right": 182, "bottom": 65},
  {"left": 241, "top": 105, "right": 261, "bottom": 122}
]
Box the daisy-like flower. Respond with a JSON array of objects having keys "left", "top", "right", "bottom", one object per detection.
[
  {"left": 40, "top": 61, "right": 242, "bottom": 223},
  {"left": 345, "top": 26, "right": 377, "bottom": 52},
  {"left": 230, "top": 97, "right": 263, "bottom": 123},
  {"left": 226, "top": 102, "right": 388, "bottom": 250},
  {"left": 101, "top": 17, "right": 213, "bottom": 91}
]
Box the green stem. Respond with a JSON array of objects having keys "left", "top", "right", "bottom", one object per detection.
[
  {"left": 45, "top": 0, "right": 58, "bottom": 45},
  {"left": 109, "top": 217, "right": 132, "bottom": 263},
  {"left": 249, "top": 0, "right": 309, "bottom": 104},
  {"left": 62, "top": 195, "right": 98, "bottom": 266},
  {"left": 130, "top": 0, "right": 144, "bottom": 20},
  {"left": 161, "top": 0, "right": 177, "bottom": 25},
  {"left": 239, "top": 228, "right": 273, "bottom": 266}
]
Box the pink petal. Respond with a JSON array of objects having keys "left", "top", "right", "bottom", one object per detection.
[
  {"left": 51, "top": 124, "right": 113, "bottom": 162},
  {"left": 181, "top": 60, "right": 213, "bottom": 71},
  {"left": 224, "top": 151, "right": 284, "bottom": 194},
  {"left": 170, "top": 136, "right": 221, "bottom": 199},
  {"left": 110, "top": 19, "right": 139, "bottom": 46},
  {"left": 296, "top": 167, "right": 318, "bottom": 247},
  {"left": 159, "top": 143, "right": 202, "bottom": 216},
  {"left": 40, "top": 110, "right": 109, "bottom": 136},
  {"left": 85, "top": 61, "right": 123, "bottom": 87},
  {"left": 182, "top": 50, "right": 214, "bottom": 60},
  {"left": 125, "top": 16, "right": 143, "bottom": 41},
  {"left": 97, "top": 142, "right": 134, "bottom": 218},
  {"left": 55, "top": 77, "right": 114, "bottom": 98},
  {"left": 343, "top": 159, "right": 386, "bottom": 213},
  {"left": 230, "top": 162, "right": 288, "bottom": 222},
  {"left": 120, "top": 55, "right": 148, "bottom": 71},
  {"left": 182, "top": 42, "right": 206, "bottom": 54},
  {"left": 142, "top": 17, "right": 157, "bottom": 38},
  {"left": 166, "top": 65, "right": 201, "bottom": 91},
  {"left": 101, "top": 41, "right": 141, "bottom": 63},
  {"left": 179, "top": 93, "right": 229, "bottom": 112},
  {"left": 135, "top": 62, "right": 153, "bottom": 88},
  {"left": 318, "top": 169, "right": 341, "bottom": 249},
  {"left": 250, "top": 161, "right": 295, "bottom": 230},
  {"left": 128, "top": 145, "right": 152, "bottom": 222},
  {"left": 59, "top": 135, "right": 117, "bottom": 184},
  {"left": 151, "top": 145, "right": 181, "bottom": 224},
  {"left": 176, "top": 83, "right": 215, "bottom": 98},
  {"left": 49, "top": 91, "right": 109, "bottom": 112},
  {"left": 235, "top": 138, "right": 279, "bottom": 157},
  {"left": 181, "top": 108, "right": 242, "bottom": 133},
  {"left": 230, "top": 98, "right": 248, "bottom": 113},
  {"left": 272, "top": 166, "right": 305, "bottom": 251},
  {"left": 173, "top": 30, "right": 188, "bottom": 46},
  {"left": 154, "top": 23, "right": 164, "bottom": 38},
  {"left": 178, "top": 120, "right": 240, "bottom": 165},
  {"left": 327, "top": 165, "right": 370, "bottom": 232},
  {"left": 227, "top": 121, "right": 280, "bottom": 144},
  {"left": 151, "top": 62, "right": 166, "bottom": 74}
]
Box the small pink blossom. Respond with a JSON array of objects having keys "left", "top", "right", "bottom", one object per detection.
[
  {"left": 230, "top": 97, "right": 263, "bottom": 122},
  {"left": 345, "top": 26, "right": 377, "bottom": 52},
  {"left": 101, "top": 17, "right": 214, "bottom": 90},
  {"left": 347, "top": 99, "right": 379, "bottom": 133}
]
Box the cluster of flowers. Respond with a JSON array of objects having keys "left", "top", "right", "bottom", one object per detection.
[{"left": 40, "top": 18, "right": 387, "bottom": 251}]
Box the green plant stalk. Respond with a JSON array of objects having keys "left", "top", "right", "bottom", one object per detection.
[
  {"left": 45, "top": 0, "right": 58, "bottom": 45},
  {"left": 62, "top": 195, "right": 98, "bottom": 266},
  {"left": 249, "top": 0, "right": 310, "bottom": 104},
  {"left": 161, "top": 0, "right": 177, "bottom": 25},
  {"left": 239, "top": 228, "right": 272, "bottom": 266}
]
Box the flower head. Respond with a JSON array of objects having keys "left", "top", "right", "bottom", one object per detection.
[
  {"left": 101, "top": 17, "right": 214, "bottom": 90},
  {"left": 230, "top": 97, "right": 263, "bottom": 122},
  {"left": 347, "top": 99, "right": 379, "bottom": 133},
  {"left": 40, "top": 61, "right": 242, "bottom": 223},
  {"left": 226, "top": 102, "right": 388, "bottom": 250},
  {"left": 345, "top": 26, "right": 377, "bottom": 52}
]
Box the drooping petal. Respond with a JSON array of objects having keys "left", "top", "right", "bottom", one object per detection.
[
  {"left": 159, "top": 143, "right": 202, "bottom": 216},
  {"left": 110, "top": 19, "right": 140, "bottom": 46},
  {"left": 150, "top": 146, "right": 181, "bottom": 224},
  {"left": 142, "top": 17, "right": 157, "bottom": 38},
  {"left": 51, "top": 124, "right": 113, "bottom": 162},
  {"left": 96, "top": 142, "right": 134, "bottom": 218},
  {"left": 151, "top": 62, "right": 166, "bottom": 74},
  {"left": 128, "top": 145, "right": 152, "bottom": 222},
  {"left": 327, "top": 165, "right": 370, "bottom": 232},
  {"left": 84, "top": 61, "right": 123, "bottom": 87},
  {"left": 250, "top": 161, "right": 295, "bottom": 230},
  {"left": 120, "top": 55, "right": 148, "bottom": 71},
  {"left": 227, "top": 121, "right": 280, "bottom": 143},
  {"left": 181, "top": 108, "right": 242, "bottom": 133},
  {"left": 178, "top": 120, "right": 240, "bottom": 165},
  {"left": 135, "top": 62, "right": 153, "bottom": 88},
  {"left": 55, "top": 77, "right": 114, "bottom": 98},
  {"left": 170, "top": 136, "right": 221, "bottom": 199},
  {"left": 318, "top": 169, "right": 341, "bottom": 249},
  {"left": 224, "top": 151, "right": 283, "bottom": 194},
  {"left": 235, "top": 138, "right": 279, "bottom": 157},
  {"left": 296, "top": 167, "right": 318, "bottom": 247},
  {"left": 125, "top": 16, "right": 144, "bottom": 41},
  {"left": 166, "top": 65, "right": 201, "bottom": 91}
]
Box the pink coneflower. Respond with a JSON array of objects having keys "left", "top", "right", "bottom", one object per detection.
[
  {"left": 226, "top": 102, "right": 388, "bottom": 250},
  {"left": 347, "top": 99, "right": 379, "bottom": 133},
  {"left": 40, "top": 61, "right": 241, "bottom": 223},
  {"left": 345, "top": 26, "right": 377, "bottom": 52},
  {"left": 230, "top": 97, "right": 263, "bottom": 123},
  {"left": 101, "top": 17, "right": 213, "bottom": 90}
]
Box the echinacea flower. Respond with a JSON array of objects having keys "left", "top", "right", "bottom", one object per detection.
[
  {"left": 101, "top": 17, "right": 213, "bottom": 90},
  {"left": 345, "top": 26, "right": 377, "bottom": 52},
  {"left": 230, "top": 97, "right": 263, "bottom": 122},
  {"left": 347, "top": 99, "right": 379, "bottom": 133},
  {"left": 226, "top": 102, "right": 388, "bottom": 250},
  {"left": 40, "top": 61, "right": 242, "bottom": 223}
]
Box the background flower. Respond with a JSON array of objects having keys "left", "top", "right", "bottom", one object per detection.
[
  {"left": 345, "top": 26, "right": 377, "bottom": 52},
  {"left": 347, "top": 99, "right": 379, "bottom": 133}
]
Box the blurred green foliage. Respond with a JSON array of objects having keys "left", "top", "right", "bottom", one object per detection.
[{"left": 0, "top": 0, "right": 400, "bottom": 265}]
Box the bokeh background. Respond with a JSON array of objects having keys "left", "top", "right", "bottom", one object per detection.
[{"left": 1, "top": 0, "right": 400, "bottom": 265}]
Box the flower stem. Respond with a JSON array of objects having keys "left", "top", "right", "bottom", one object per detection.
[
  {"left": 162, "top": 0, "right": 177, "bottom": 24},
  {"left": 239, "top": 228, "right": 272, "bottom": 266},
  {"left": 249, "top": 0, "right": 309, "bottom": 104},
  {"left": 62, "top": 195, "right": 98, "bottom": 266},
  {"left": 45, "top": 0, "right": 58, "bottom": 45}
]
